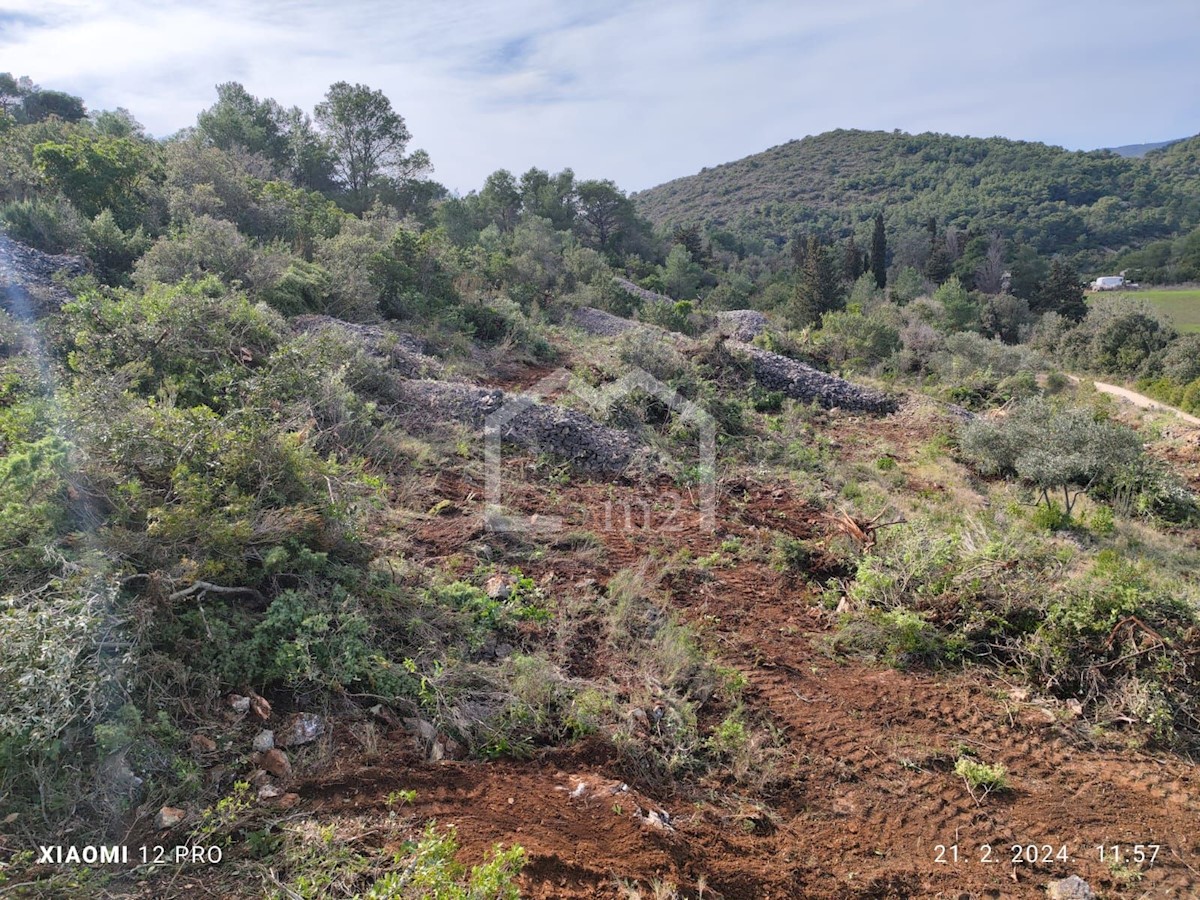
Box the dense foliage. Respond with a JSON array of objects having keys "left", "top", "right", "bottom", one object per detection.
[{"left": 634, "top": 128, "right": 1200, "bottom": 272}]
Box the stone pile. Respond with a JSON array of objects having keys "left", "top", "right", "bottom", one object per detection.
[
  {"left": 728, "top": 341, "right": 898, "bottom": 413},
  {"left": 392, "top": 379, "right": 638, "bottom": 474},
  {"left": 291, "top": 314, "right": 441, "bottom": 378},
  {"left": 716, "top": 309, "right": 769, "bottom": 342},
  {"left": 613, "top": 276, "right": 673, "bottom": 307},
  {"left": 572, "top": 306, "right": 643, "bottom": 336},
  {"left": 0, "top": 233, "right": 87, "bottom": 318}
]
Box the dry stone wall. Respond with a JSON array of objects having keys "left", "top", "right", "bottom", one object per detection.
[
  {"left": 728, "top": 341, "right": 898, "bottom": 413},
  {"left": 391, "top": 380, "right": 639, "bottom": 475}
]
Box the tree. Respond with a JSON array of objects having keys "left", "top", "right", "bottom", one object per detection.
[
  {"left": 890, "top": 266, "right": 925, "bottom": 305},
  {"left": 22, "top": 89, "right": 87, "bottom": 124},
  {"left": 574, "top": 179, "right": 635, "bottom": 252},
  {"left": 33, "top": 132, "right": 160, "bottom": 228},
  {"left": 519, "top": 167, "right": 576, "bottom": 231},
  {"left": 314, "top": 82, "right": 426, "bottom": 213},
  {"left": 1037, "top": 258, "right": 1087, "bottom": 320},
  {"left": 842, "top": 234, "right": 862, "bottom": 283},
  {"left": 980, "top": 293, "right": 1033, "bottom": 344},
  {"left": 479, "top": 170, "right": 522, "bottom": 232},
  {"left": 787, "top": 234, "right": 840, "bottom": 327},
  {"left": 933, "top": 275, "right": 978, "bottom": 332},
  {"left": 960, "top": 399, "right": 1142, "bottom": 515},
  {"left": 974, "top": 233, "right": 1006, "bottom": 294},
  {"left": 661, "top": 244, "right": 702, "bottom": 300},
  {"left": 871, "top": 211, "right": 887, "bottom": 289},
  {"left": 197, "top": 82, "right": 290, "bottom": 162}
]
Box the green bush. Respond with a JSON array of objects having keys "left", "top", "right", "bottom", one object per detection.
[
  {"left": 365, "top": 822, "right": 525, "bottom": 900},
  {"left": 830, "top": 607, "right": 958, "bottom": 669},
  {"left": 1031, "top": 500, "right": 1071, "bottom": 531}
]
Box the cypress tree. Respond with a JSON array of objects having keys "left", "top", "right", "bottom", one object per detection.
[
  {"left": 843, "top": 234, "right": 862, "bottom": 283},
  {"left": 788, "top": 235, "right": 841, "bottom": 327},
  {"left": 871, "top": 211, "right": 887, "bottom": 289}
]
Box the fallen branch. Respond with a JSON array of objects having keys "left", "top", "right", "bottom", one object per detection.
[{"left": 168, "top": 581, "right": 265, "bottom": 603}]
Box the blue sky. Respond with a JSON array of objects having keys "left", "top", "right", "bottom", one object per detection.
[{"left": 1, "top": 0, "right": 1198, "bottom": 193}]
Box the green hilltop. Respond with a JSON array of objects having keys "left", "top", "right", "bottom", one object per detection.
[{"left": 634, "top": 128, "right": 1200, "bottom": 271}]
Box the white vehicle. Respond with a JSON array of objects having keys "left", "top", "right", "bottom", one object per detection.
[{"left": 1090, "top": 275, "right": 1125, "bottom": 291}]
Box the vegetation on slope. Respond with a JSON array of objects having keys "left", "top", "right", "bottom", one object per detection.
[
  {"left": 2, "top": 72, "right": 1200, "bottom": 898},
  {"left": 633, "top": 128, "right": 1200, "bottom": 273}
]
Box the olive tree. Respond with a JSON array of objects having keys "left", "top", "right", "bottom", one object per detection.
[{"left": 960, "top": 399, "right": 1142, "bottom": 514}]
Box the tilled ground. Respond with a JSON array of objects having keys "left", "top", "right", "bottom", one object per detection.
[{"left": 290, "top": 471, "right": 1200, "bottom": 899}]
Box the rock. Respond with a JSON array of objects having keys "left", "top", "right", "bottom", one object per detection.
[
  {"left": 276, "top": 792, "right": 301, "bottom": 810},
  {"left": 639, "top": 808, "right": 675, "bottom": 831},
  {"left": 0, "top": 234, "right": 87, "bottom": 318},
  {"left": 1047, "top": 875, "right": 1095, "bottom": 900},
  {"left": 572, "top": 306, "right": 643, "bottom": 337},
  {"left": 257, "top": 783, "right": 283, "bottom": 801},
  {"left": 190, "top": 733, "right": 217, "bottom": 754},
  {"left": 291, "top": 315, "right": 441, "bottom": 379},
  {"left": 728, "top": 340, "right": 898, "bottom": 414},
  {"left": 485, "top": 574, "right": 514, "bottom": 600},
  {"left": 613, "top": 277, "right": 673, "bottom": 308},
  {"left": 249, "top": 769, "right": 272, "bottom": 787},
  {"left": 716, "top": 309, "right": 769, "bottom": 342},
  {"left": 252, "top": 730, "right": 275, "bottom": 752},
  {"left": 261, "top": 748, "right": 291, "bottom": 779},
  {"left": 403, "top": 717, "right": 462, "bottom": 762},
  {"left": 404, "top": 718, "right": 440, "bottom": 745},
  {"left": 277, "top": 713, "right": 325, "bottom": 748},
  {"left": 246, "top": 690, "right": 272, "bottom": 721},
  {"left": 155, "top": 806, "right": 186, "bottom": 829},
  {"left": 390, "top": 379, "right": 639, "bottom": 475},
  {"left": 228, "top": 694, "right": 250, "bottom": 713}
]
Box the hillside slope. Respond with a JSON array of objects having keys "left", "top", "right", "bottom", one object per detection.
[{"left": 633, "top": 129, "right": 1200, "bottom": 261}]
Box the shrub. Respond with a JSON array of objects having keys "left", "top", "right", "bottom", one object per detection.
[
  {"left": 960, "top": 398, "right": 1142, "bottom": 514},
  {"left": 830, "top": 607, "right": 957, "bottom": 669},
  {"left": 954, "top": 756, "right": 1008, "bottom": 796},
  {"left": 364, "top": 822, "right": 525, "bottom": 899}
]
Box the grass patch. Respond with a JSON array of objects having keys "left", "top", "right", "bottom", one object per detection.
[{"left": 1137, "top": 288, "right": 1200, "bottom": 333}]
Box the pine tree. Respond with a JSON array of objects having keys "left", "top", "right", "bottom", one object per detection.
[
  {"left": 871, "top": 211, "right": 887, "bottom": 289},
  {"left": 1037, "top": 258, "right": 1087, "bottom": 321}
]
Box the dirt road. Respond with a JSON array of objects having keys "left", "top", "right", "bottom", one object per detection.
[{"left": 1067, "top": 375, "right": 1200, "bottom": 426}]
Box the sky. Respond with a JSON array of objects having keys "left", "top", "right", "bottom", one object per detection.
[{"left": 1, "top": 0, "right": 1198, "bottom": 194}]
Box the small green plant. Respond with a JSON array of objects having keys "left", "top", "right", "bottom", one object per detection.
[
  {"left": 954, "top": 756, "right": 1008, "bottom": 801},
  {"left": 749, "top": 387, "right": 785, "bottom": 412},
  {"left": 875, "top": 455, "right": 897, "bottom": 472},
  {"left": 770, "top": 535, "right": 816, "bottom": 574},
  {"left": 364, "top": 822, "right": 525, "bottom": 899},
  {"left": 192, "top": 780, "right": 254, "bottom": 846},
  {"left": 704, "top": 713, "right": 749, "bottom": 758},
  {"left": 1087, "top": 504, "right": 1115, "bottom": 536},
  {"left": 385, "top": 789, "right": 417, "bottom": 808},
  {"left": 1031, "top": 500, "right": 1071, "bottom": 532}
]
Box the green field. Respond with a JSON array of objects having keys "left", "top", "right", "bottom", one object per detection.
[{"left": 1138, "top": 289, "right": 1200, "bottom": 332}]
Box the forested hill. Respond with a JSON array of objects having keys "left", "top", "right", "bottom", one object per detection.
[{"left": 633, "top": 129, "right": 1200, "bottom": 265}]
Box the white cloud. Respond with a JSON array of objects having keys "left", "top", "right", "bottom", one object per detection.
[{"left": 1, "top": 0, "right": 1197, "bottom": 192}]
